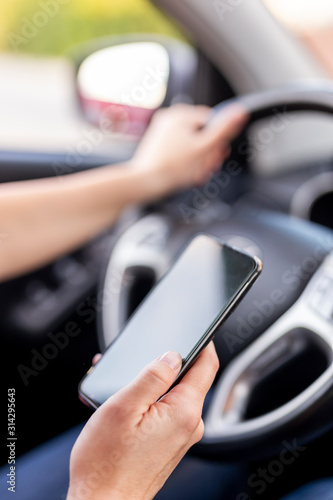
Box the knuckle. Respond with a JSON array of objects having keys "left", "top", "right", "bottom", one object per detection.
[
  {"left": 179, "top": 404, "right": 202, "bottom": 436},
  {"left": 171, "top": 102, "right": 190, "bottom": 112},
  {"left": 206, "top": 346, "right": 220, "bottom": 374},
  {"left": 192, "top": 419, "right": 205, "bottom": 444},
  {"left": 102, "top": 397, "right": 129, "bottom": 423},
  {"left": 145, "top": 364, "right": 171, "bottom": 388},
  {"left": 151, "top": 107, "right": 169, "bottom": 123}
]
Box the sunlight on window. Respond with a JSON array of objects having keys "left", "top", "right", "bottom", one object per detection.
[
  {"left": 263, "top": 0, "right": 333, "bottom": 31},
  {"left": 263, "top": 0, "right": 333, "bottom": 77}
]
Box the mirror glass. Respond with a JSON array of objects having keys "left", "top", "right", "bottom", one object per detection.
[{"left": 77, "top": 42, "right": 170, "bottom": 135}]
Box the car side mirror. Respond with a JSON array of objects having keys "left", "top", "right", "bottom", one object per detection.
[{"left": 75, "top": 37, "right": 197, "bottom": 137}]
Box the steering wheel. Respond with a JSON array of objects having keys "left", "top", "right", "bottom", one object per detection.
[{"left": 100, "top": 82, "right": 333, "bottom": 460}]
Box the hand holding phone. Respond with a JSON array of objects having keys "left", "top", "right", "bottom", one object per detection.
[
  {"left": 79, "top": 234, "right": 262, "bottom": 409},
  {"left": 69, "top": 342, "right": 220, "bottom": 500}
]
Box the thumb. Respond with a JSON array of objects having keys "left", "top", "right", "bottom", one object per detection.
[
  {"left": 118, "top": 351, "right": 182, "bottom": 409},
  {"left": 201, "top": 103, "right": 249, "bottom": 148}
]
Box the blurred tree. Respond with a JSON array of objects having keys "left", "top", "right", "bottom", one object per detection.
[{"left": 1, "top": 0, "right": 185, "bottom": 55}]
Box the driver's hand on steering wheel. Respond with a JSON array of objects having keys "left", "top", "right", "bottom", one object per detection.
[
  {"left": 0, "top": 102, "right": 247, "bottom": 283},
  {"left": 129, "top": 103, "right": 248, "bottom": 199},
  {"left": 67, "top": 342, "right": 219, "bottom": 500}
]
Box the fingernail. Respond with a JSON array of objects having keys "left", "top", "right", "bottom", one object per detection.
[{"left": 158, "top": 351, "right": 182, "bottom": 371}]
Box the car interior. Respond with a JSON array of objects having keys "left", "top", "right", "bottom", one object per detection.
[{"left": 3, "top": 1, "right": 333, "bottom": 499}]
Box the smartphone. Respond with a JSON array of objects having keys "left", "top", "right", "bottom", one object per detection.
[{"left": 79, "top": 234, "right": 262, "bottom": 409}]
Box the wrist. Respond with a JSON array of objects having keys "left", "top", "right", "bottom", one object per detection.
[{"left": 125, "top": 159, "right": 172, "bottom": 203}]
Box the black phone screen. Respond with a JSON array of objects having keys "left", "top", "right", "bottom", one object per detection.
[{"left": 80, "top": 234, "right": 260, "bottom": 406}]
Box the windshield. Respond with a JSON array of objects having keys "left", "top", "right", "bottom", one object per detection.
[{"left": 263, "top": 0, "right": 333, "bottom": 77}]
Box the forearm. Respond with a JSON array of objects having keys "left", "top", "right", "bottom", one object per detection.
[
  {"left": 0, "top": 163, "right": 158, "bottom": 282},
  {"left": 0, "top": 103, "right": 248, "bottom": 282}
]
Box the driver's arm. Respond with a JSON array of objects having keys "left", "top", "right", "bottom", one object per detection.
[{"left": 0, "top": 104, "right": 247, "bottom": 282}]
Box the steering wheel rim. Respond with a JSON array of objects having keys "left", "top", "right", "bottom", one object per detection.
[
  {"left": 212, "top": 80, "right": 333, "bottom": 121},
  {"left": 100, "top": 81, "right": 333, "bottom": 460}
]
